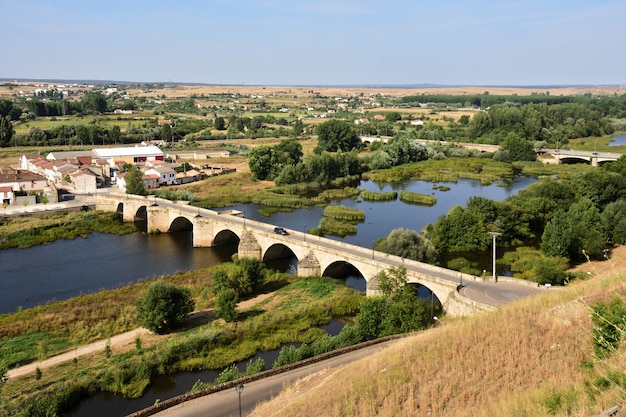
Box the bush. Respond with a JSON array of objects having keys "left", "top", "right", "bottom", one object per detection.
[
  {"left": 215, "top": 289, "right": 238, "bottom": 322},
  {"left": 135, "top": 281, "right": 195, "bottom": 334}
]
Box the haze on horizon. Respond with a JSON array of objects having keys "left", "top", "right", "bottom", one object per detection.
[{"left": 1, "top": 0, "right": 625, "bottom": 87}]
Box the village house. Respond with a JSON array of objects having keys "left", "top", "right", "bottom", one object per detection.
[
  {"left": 0, "top": 166, "right": 54, "bottom": 204},
  {"left": 176, "top": 168, "right": 204, "bottom": 185},
  {"left": 144, "top": 165, "right": 177, "bottom": 186},
  {"left": 0, "top": 186, "right": 14, "bottom": 205},
  {"left": 69, "top": 170, "right": 97, "bottom": 194}
]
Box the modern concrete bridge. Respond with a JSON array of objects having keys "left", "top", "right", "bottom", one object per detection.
[
  {"left": 96, "top": 192, "right": 541, "bottom": 317},
  {"left": 541, "top": 148, "right": 621, "bottom": 166}
]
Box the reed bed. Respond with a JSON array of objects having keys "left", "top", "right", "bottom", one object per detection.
[
  {"left": 0, "top": 275, "right": 361, "bottom": 414},
  {"left": 322, "top": 205, "right": 365, "bottom": 221},
  {"left": 316, "top": 217, "right": 358, "bottom": 237},
  {"left": 399, "top": 191, "right": 437, "bottom": 206},
  {"left": 360, "top": 190, "right": 398, "bottom": 202}
]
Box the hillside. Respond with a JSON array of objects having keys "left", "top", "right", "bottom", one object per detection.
[{"left": 248, "top": 250, "right": 626, "bottom": 417}]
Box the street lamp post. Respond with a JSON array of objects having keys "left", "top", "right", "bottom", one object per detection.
[
  {"left": 235, "top": 383, "right": 244, "bottom": 417},
  {"left": 303, "top": 223, "right": 306, "bottom": 242},
  {"left": 488, "top": 232, "right": 501, "bottom": 282}
]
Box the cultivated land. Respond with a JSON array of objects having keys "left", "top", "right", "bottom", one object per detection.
[{"left": 2, "top": 82, "right": 624, "bottom": 100}]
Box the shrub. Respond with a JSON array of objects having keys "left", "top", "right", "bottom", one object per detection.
[
  {"left": 135, "top": 281, "right": 195, "bottom": 334},
  {"left": 215, "top": 289, "right": 238, "bottom": 322}
]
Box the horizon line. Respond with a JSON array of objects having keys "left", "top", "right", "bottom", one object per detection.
[{"left": 1, "top": 78, "right": 622, "bottom": 90}]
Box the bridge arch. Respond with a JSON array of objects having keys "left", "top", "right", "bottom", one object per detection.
[
  {"left": 169, "top": 216, "right": 193, "bottom": 232},
  {"left": 135, "top": 205, "right": 148, "bottom": 222},
  {"left": 214, "top": 229, "right": 240, "bottom": 246},
  {"left": 322, "top": 261, "right": 367, "bottom": 292},
  {"left": 263, "top": 243, "right": 297, "bottom": 262}
]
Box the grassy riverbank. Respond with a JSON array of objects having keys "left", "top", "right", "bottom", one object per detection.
[
  {"left": 0, "top": 211, "right": 136, "bottom": 249},
  {"left": 0, "top": 267, "right": 362, "bottom": 415}
]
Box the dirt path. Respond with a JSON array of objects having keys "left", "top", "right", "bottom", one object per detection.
[{"left": 6, "top": 293, "right": 274, "bottom": 380}]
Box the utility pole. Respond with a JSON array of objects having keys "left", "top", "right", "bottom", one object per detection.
[{"left": 488, "top": 232, "right": 501, "bottom": 282}]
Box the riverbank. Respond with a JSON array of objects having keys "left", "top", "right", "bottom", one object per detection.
[{"left": 5, "top": 292, "right": 275, "bottom": 380}]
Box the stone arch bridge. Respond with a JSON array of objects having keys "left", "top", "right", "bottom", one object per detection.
[{"left": 97, "top": 193, "right": 504, "bottom": 317}]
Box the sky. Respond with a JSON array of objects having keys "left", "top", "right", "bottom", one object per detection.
[{"left": 1, "top": 0, "right": 625, "bottom": 86}]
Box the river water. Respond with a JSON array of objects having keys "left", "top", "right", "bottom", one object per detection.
[{"left": 610, "top": 134, "right": 626, "bottom": 147}]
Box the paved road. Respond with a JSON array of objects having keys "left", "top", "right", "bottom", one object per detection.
[
  {"left": 149, "top": 339, "right": 402, "bottom": 417},
  {"left": 459, "top": 281, "right": 544, "bottom": 306}
]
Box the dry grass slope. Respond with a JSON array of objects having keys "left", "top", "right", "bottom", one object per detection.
[{"left": 250, "top": 260, "right": 626, "bottom": 417}]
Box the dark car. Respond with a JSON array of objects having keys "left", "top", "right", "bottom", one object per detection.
[{"left": 274, "top": 227, "right": 289, "bottom": 235}]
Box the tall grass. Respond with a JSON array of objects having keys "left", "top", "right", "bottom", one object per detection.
[
  {"left": 399, "top": 191, "right": 436, "bottom": 206},
  {"left": 323, "top": 205, "right": 365, "bottom": 221},
  {"left": 360, "top": 190, "right": 398, "bottom": 202}
]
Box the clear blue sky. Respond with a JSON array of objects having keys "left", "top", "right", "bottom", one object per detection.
[{"left": 1, "top": 0, "right": 625, "bottom": 86}]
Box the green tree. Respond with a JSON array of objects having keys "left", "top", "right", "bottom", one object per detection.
[
  {"left": 215, "top": 288, "right": 238, "bottom": 321},
  {"left": 601, "top": 200, "right": 626, "bottom": 244},
  {"left": 541, "top": 198, "right": 605, "bottom": 261},
  {"left": 248, "top": 145, "right": 276, "bottom": 180},
  {"left": 229, "top": 257, "right": 266, "bottom": 296},
  {"left": 275, "top": 138, "right": 303, "bottom": 165},
  {"left": 385, "top": 112, "right": 402, "bottom": 122},
  {"left": 499, "top": 133, "right": 537, "bottom": 162},
  {"left": 354, "top": 297, "right": 387, "bottom": 341},
  {"left": 375, "top": 228, "right": 437, "bottom": 263},
  {"left": 316, "top": 119, "right": 361, "bottom": 152},
  {"left": 125, "top": 166, "right": 146, "bottom": 195},
  {"left": 81, "top": 92, "right": 108, "bottom": 114},
  {"left": 376, "top": 266, "right": 408, "bottom": 297},
  {"left": 215, "top": 116, "right": 226, "bottom": 130},
  {"left": 135, "top": 280, "right": 195, "bottom": 334},
  {"left": 0, "top": 116, "right": 14, "bottom": 147},
  {"left": 161, "top": 124, "right": 173, "bottom": 142},
  {"left": 109, "top": 125, "right": 121, "bottom": 143},
  {"left": 292, "top": 119, "right": 304, "bottom": 137}
]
